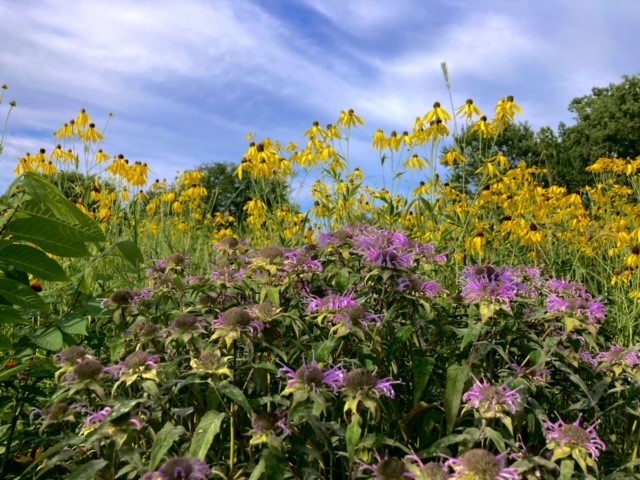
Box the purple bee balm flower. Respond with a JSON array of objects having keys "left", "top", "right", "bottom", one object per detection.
[
  {"left": 55, "top": 346, "right": 91, "bottom": 367},
  {"left": 446, "top": 449, "right": 520, "bottom": 480},
  {"left": 142, "top": 457, "right": 211, "bottom": 480},
  {"left": 283, "top": 249, "right": 323, "bottom": 273},
  {"left": 397, "top": 276, "right": 443, "bottom": 297},
  {"left": 212, "top": 306, "right": 264, "bottom": 335},
  {"left": 30, "top": 403, "right": 82, "bottom": 432},
  {"left": 595, "top": 345, "right": 640, "bottom": 373},
  {"left": 249, "top": 410, "right": 291, "bottom": 445},
  {"left": 463, "top": 378, "right": 521, "bottom": 418},
  {"left": 360, "top": 453, "right": 407, "bottom": 480},
  {"left": 544, "top": 415, "right": 605, "bottom": 468},
  {"left": 544, "top": 280, "right": 606, "bottom": 330},
  {"left": 461, "top": 265, "right": 519, "bottom": 306},
  {"left": 63, "top": 357, "right": 106, "bottom": 384},
  {"left": 106, "top": 351, "right": 160, "bottom": 379},
  {"left": 331, "top": 305, "right": 382, "bottom": 330},
  {"left": 403, "top": 454, "right": 448, "bottom": 480},
  {"left": 364, "top": 247, "right": 414, "bottom": 269},
  {"left": 306, "top": 293, "right": 359, "bottom": 313},
  {"left": 341, "top": 368, "right": 398, "bottom": 399},
  {"left": 280, "top": 359, "right": 344, "bottom": 393}
]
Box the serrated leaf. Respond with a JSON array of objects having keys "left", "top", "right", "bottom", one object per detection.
[
  {"left": 0, "top": 243, "right": 68, "bottom": 281},
  {"left": 6, "top": 217, "right": 90, "bottom": 257},
  {"left": 0, "top": 278, "right": 46, "bottom": 310},
  {"left": 444, "top": 363, "right": 469, "bottom": 434},
  {"left": 114, "top": 240, "right": 144, "bottom": 267},
  {"left": 149, "top": 423, "right": 186, "bottom": 470},
  {"left": 218, "top": 382, "right": 252, "bottom": 413},
  {"left": 31, "top": 327, "right": 63, "bottom": 351},
  {"left": 67, "top": 459, "right": 108, "bottom": 480},
  {"left": 189, "top": 410, "right": 226, "bottom": 460}
]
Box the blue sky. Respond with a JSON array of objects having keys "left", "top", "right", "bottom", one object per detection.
[{"left": 1, "top": 0, "right": 638, "bottom": 203}]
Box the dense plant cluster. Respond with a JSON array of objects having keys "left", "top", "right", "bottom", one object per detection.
[{"left": 2, "top": 77, "right": 640, "bottom": 479}]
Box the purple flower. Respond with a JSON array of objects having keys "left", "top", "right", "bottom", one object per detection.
[
  {"left": 167, "top": 313, "right": 206, "bottom": 342},
  {"left": 283, "top": 249, "right": 323, "bottom": 273},
  {"left": 341, "top": 368, "right": 398, "bottom": 399},
  {"left": 364, "top": 247, "right": 414, "bottom": 269},
  {"left": 280, "top": 359, "right": 344, "bottom": 394},
  {"left": 509, "top": 363, "right": 550, "bottom": 386},
  {"left": 211, "top": 306, "right": 264, "bottom": 347},
  {"left": 446, "top": 449, "right": 520, "bottom": 480},
  {"left": 460, "top": 265, "right": 519, "bottom": 306},
  {"left": 30, "top": 403, "right": 81, "bottom": 432},
  {"left": 544, "top": 279, "right": 606, "bottom": 331},
  {"left": 106, "top": 351, "right": 160, "bottom": 379},
  {"left": 463, "top": 378, "right": 521, "bottom": 418},
  {"left": 142, "top": 457, "right": 211, "bottom": 480},
  {"left": 595, "top": 345, "right": 640, "bottom": 373},
  {"left": 63, "top": 357, "right": 106, "bottom": 384},
  {"left": 544, "top": 415, "right": 605, "bottom": 470},
  {"left": 307, "top": 293, "right": 359, "bottom": 313},
  {"left": 397, "top": 276, "right": 443, "bottom": 297},
  {"left": 403, "top": 454, "right": 448, "bottom": 480},
  {"left": 360, "top": 453, "right": 407, "bottom": 479},
  {"left": 249, "top": 410, "right": 291, "bottom": 445},
  {"left": 55, "top": 346, "right": 91, "bottom": 367}
]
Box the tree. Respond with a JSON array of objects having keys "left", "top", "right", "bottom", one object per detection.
[{"left": 554, "top": 74, "right": 640, "bottom": 190}]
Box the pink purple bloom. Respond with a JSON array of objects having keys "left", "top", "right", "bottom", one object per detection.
[
  {"left": 307, "top": 293, "right": 360, "bottom": 313},
  {"left": 341, "top": 368, "right": 398, "bottom": 399},
  {"left": 595, "top": 345, "right": 640, "bottom": 373},
  {"left": 142, "top": 457, "right": 211, "bottom": 480},
  {"left": 105, "top": 351, "right": 160, "bottom": 379},
  {"left": 445, "top": 449, "right": 520, "bottom": 480},
  {"left": 397, "top": 276, "right": 443, "bottom": 297},
  {"left": 463, "top": 378, "right": 521, "bottom": 418},
  {"left": 544, "top": 415, "right": 605, "bottom": 465},
  {"left": 460, "top": 265, "right": 519, "bottom": 306},
  {"left": 360, "top": 453, "right": 407, "bottom": 479},
  {"left": 403, "top": 454, "right": 448, "bottom": 480},
  {"left": 212, "top": 306, "right": 264, "bottom": 335},
  {"left": 279, "top": 359, "right": 344, "bottom": 393}
]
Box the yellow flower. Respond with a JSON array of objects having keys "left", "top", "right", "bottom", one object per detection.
[
  {"left": 372, "top": 129, "right": 386, "bottom": 150},
  {"left": 495, "top": 95, "right": 523, "bottom": 122},
  {"left": 337, "top": 109, "right": 364, "bottom": 129},
  {"left": 470, "top": 116, "right": 496, "bottom": 138},
  {"left": 387, "top": 131, "right": 402, "bottom": 151},
  {"left": 423, "top": 101, "right": 452, "bottom": 123},
  {"left": 441, "top": 149, "right": 468, "bottom": 167},
  {"left": 82, "top": 123, "right": 104, "bottom": 143},
  {"left": 75, "top": 108, "right": 92, "bottom": 131},
  {"left": 303, "top": 121, "right": 326, "bottom": 140},
  {"left": 95, "top": 149, "right": 111, "bottom": 164},
  {"left": 456, "top": 98, "right": 483, "bottom": 120},
  {"left": 403, "top": 154, "right": 428, "bottom": 171},
  {"left": 626, "top": 245, "right": 640, "bottom": 268},
  {"left": 467, "top": 230, "right": 486, "bottom": 257}
]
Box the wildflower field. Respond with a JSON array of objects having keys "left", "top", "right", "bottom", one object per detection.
[{"left": 2, "top": 78, "right": 640, "bottom": 480}]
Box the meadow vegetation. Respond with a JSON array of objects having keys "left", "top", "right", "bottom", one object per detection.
[{"left": 1, "top": 73, "right": 640, "bottom": 479}]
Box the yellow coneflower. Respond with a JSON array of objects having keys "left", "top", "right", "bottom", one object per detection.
[
  {"left": 95, "top": 149, "right": 111, "bottom": 164},
  {"left": 423, "top": 101, "right": 452, "bottom": 124},
  {"left": 456, "top": 98, "right": 483, "bottom": 120},
  {"left": 337, "top": 109, "right": 364, "bottom": 129},
  {"left": 467, "top": 229, "right": 486, "bottom": 256},
  {"left": 387, "top": 131, "right": 402, "bottom": 151},
  {"left": 82, "top": 123, "right": 104, "bottom": 143},
  {"left": 403, "top": 154, "right": 428, "bottom": 171},
  {"left": 75, "top": 108, "right": 92, "bottom": 131},
  {"left": 495, "top": 95, "right": 523, "bottom": 122},
  {"left": 470, "top": 116, "right": 496, "bottom": 138},
  {"left": 441, "top": 149, "right": 468, "bottom": 167},
  {"left": 626, "top": 245, "right": 640, "bottom": 268}
]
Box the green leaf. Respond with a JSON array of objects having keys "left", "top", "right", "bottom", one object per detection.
[
  {"left": 16, "top": 172, "right": 105, "bottom": 241},
  {"left": 114, "top": 240, "right": 144, "bottom": 267},
  {"left": 313, "top": 337, "right": 340, "bottom": 362},
  {"left": 57, "top": 316, "right": 88, "bottom": 335},
  {"left": 346, "top": 414, "right": 362, "bottom": 460},
  {"left": 559, "top": 459, "right": 575, "bottom": 480},
  {"left": 189, "top": 410, "right": 226, "bottom": 460},
  {"left": 262, "top": 447, "right": 287, "bottom": 480},
  {"left": 149, "top": 423, "right": 186, "bottom": 470},
  {"left": 413, "top": 357, "right": 435, "bottom": 403},
  {"left": 249, "top": 457, "right": 266, "bottom": 480},
  {"left": 31, "top": 327, "right": 63, "bottom": 351},
  {"left": 217, "top": 382, "right": 252, "bottom": 413},
  {"left": 6, "top": 217, "right": 90, "bottom": 257},
  {"left": 0, "top": 332, "right": 11, "bottom": 350},
  {"left": 0, "top": 278, "right": 46, "bottom": 310},
  {"left": 67, "top": 459, "right": 108, "bottom": 480},
  {"left": 0, "top": 305, "right": 27, "bottom": 324},
  {"left": 0, "top": 243, "right": 67, "bottom": 281},
  {"left": 484, "top": 427, "right": 506, "bottom": 452},
  {"left": 444, "top": 363, "right": 470, "bottom": 434}
]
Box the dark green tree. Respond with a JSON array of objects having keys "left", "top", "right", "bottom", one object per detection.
[{"left": 555, "top": 74, "right": 640, "bottom": 190}]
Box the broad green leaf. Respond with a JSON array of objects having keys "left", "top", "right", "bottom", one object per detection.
[
  {"left": 249, "top": 457, "right": 266, "bottom": 480},
  {"left": 413, "top": 357, "right": 435, "bottom": 403},
  {"left": 0, "top": 278, "right": 46, "bottom": 310},
  {"left": 67, "top": 459, "right": 108, "bottom": 480},
  {"left": 484, "top": 427, "right": 506, "bottom": 452},
  {"left": 0, "top": 305, "right": 27, "bottom": 324},
  {"left": 313, "top": 337, "right": 340, "bottom": 362},
  {"left": 346, "top": 414, "right": 362, "bottom": 460},
  {"left": 189, "top": 410, "right": 226, "bottom": 460},
  {"left": 0, "top": 332, "right": 11, "bottom": 350},
  {"left": 114, "top": 240, "right": 144, "bottom": 267},
  {"left": 444, "top": 363, "right": 470, "bottom": 434},
  {"left": 31, "top": 327, "right": 63, "bottom": 351},
  {"left": 0, "top": 243, "right": 67, "bottom": 281},
  {"left": 6, "top": 217, "right": 90, "bottom": 257},
  {"left": 262, "top": 447, "right": 287, "bottom": 480},
  {"left": 149, "top": 423, "right": 186, "bottom": 470},
  {"left": 16, "top": 172, "right": 105, "bottom": 241},
  {"left": 559, "top": 459, "right": 574, "bottom": 480},
  {"left": 218, "top": 382, "right": 252, "bottom": 413},
  {"left": 57, "top": 316, "right": 88, "bottom": 335}
]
